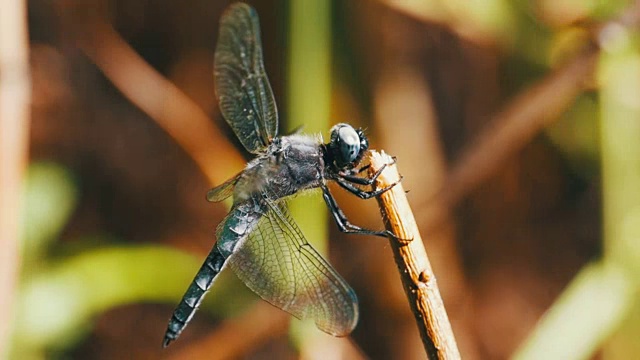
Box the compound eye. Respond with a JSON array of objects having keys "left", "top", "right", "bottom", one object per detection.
[{"left": 338, "top": 126, "right": 361, "bottom": 164}]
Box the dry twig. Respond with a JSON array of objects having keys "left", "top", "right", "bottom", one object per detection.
[
  {"left": 415, "top": 43, "right": 599, "bottom": 232},
  {"left": 416, "top": 1, "right": 640, "bottom": 232},
  {"left": 369, "top": 151, "right": 460, "bottom": 360},
  {"left": 0, "top": 0, "right": 31, "bottom": 355},
  {"left": 75, "top": 19, "right": 245, "bottom": 185}
]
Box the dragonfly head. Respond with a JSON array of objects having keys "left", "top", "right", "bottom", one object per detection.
[{"left": 327, "top": 123, "right": 369, "bottom": 170}]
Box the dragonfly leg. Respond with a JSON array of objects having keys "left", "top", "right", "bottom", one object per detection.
[
  {"left": 338, "top": 157, "right": 397, "bottom": 185},
  {"left": 341, "top": 164, "right": 370, "bottom": 177},
  {"left": 321, "top": 186, "right": 396, "bottom": 238},
  {"left": 334, "top": 175, "right": 402, "bottom": 200}
]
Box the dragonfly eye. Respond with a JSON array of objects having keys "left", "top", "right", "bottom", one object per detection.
[{"left": 330, "top": 124, "right": 363, "bottom": 167}]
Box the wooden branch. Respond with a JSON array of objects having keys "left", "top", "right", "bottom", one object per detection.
[
  {"left": 368, "top": 151, "right": 460, "bottom": 360},
  {"left": 414, "top": 44, "right": 599, "bottom": 233},
  {"left": 74, "top": 18, "right": 245, "bottom": 186},
  {"left": 0, "top": 0, "right": 31, "bottom": 355},
  {"left": 415, "top": 3, "right": 640, "bottom": 232}
]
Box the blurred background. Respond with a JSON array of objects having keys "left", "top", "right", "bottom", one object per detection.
[{"left": 1, "top": 0, "right": 640, "bottom": 359}]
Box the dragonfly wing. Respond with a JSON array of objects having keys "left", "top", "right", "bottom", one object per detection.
[
  {"left": 226, "top": 197, "right": 359, "bottom": 336},
  {"left": 214, "top": 3, "right": 278, "bottom": 154},
  {"left": 206, "top": 173, "right": 241, "bottom": 202}
]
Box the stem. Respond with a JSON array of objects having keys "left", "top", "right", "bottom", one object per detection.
[
  {"left": 286, "top": 0, "right": 334, "bottom": 353},
  {"left": 368, "top": 151, "right": 460, "bottom": 360},
  {"left": 0, "top": 0, "right": 31, "bottom": 355},
  {"left": 75, "top": 19, "right": 245, "bottom": 186},
  {"left": 513, "top": 3, "right": 640, "bottom": 358},
  {"left": 417, "top": 45, "right": 598, "bottom": 231}
]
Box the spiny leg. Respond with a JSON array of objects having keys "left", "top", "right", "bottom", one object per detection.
[
  {"left": 339, "top": 161, "right": 392, "bottom": 186},
  {"left": 340, "top": 156, "right": 396, "bottom": 179},
  {"left": 334, "top": 175, "right": 402, "bottom": 200},
  {"left": 341, "top": 164, "right": 370, "bottom": 177},
  {"left": 321, "top": 185, "right": 396, "bottom": 238}
]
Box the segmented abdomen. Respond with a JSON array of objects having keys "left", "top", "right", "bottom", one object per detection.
[{"left": 162, "top": 199, "right": 265, "bottom": 347}]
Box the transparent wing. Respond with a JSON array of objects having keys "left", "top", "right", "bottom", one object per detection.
[
  {"left": 214, "top": 3, "right": 278, "bottom": 154},
  {"left": 206, "top": 173, "right": 241, "bottom": 202},
  {"left": 226, "top": 197, "right": 358, "bottom": 336}
]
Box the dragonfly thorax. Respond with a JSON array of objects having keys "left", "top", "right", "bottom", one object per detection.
[{"left": 233, "top": 134, "right": 325, "bottom": 203}]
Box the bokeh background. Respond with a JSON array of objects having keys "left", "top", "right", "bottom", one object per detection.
[{"left": 2, "top": 0, "right": 640, "bottom": 359}]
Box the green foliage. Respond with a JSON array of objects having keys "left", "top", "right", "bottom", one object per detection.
[
  {"left": 286, "top": 0, "right": 331, "bottom": 348},
  {"left": 515, "top": 19, "right": 640, "bottom": 360},
  {"left": 20, "top": 162, "right": 77, "bottom": 271},
  {"left": 11, "top": 162, "right": 254, "bottom": 358}
]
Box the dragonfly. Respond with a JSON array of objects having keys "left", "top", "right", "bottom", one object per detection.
[{"left": 162, "top": 2, "right": 400, "bottom": 347}]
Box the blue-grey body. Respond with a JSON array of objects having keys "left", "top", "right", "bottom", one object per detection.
[
  {"left": 163, "top": 3, "right": 399, "bottom": 348},
  {"left": 164, "top": 135, "right": 357, "bottom": 345}
]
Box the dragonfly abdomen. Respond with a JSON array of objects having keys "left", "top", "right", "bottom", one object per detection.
[
  {"left": 162, "top": 246, "right": 225, "bottom": 347},
  {"left": 163, "top": 200, "right": 266, "bottom": 347},
  {"left": 216, "top": 199, "right": 266, "bottom": 257}
]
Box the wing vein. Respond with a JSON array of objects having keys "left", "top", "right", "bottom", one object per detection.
[{"left": 214, "top": 3, "right": 278, "bottom": 153}]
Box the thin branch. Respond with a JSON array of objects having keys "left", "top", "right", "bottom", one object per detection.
[
  {"left": 416, "top": 1, "right": 640, "bottom": 232},
  {"left": 443, "top": 45, "right": 598, "bottom": 208},
  {"left": 369, "top": 151, "right": 460, "bottom": 360},
  {"left": 376, "top": 0, "right": 501, "bottom": 47},
  {"left": 373, "top": 68, "right": 479, "bottom": 358},
  {"left": 516, "top": 5, "right": 640, "bottom": 356},
  {"left": 74, "top": 18, "right": 245, "bottom": 186},
  {"left": 0, "top": 0, "right": 31, "bottom": 355},
  {"left": 416, "top": 43, "right": 599, "bottom": 231}
]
